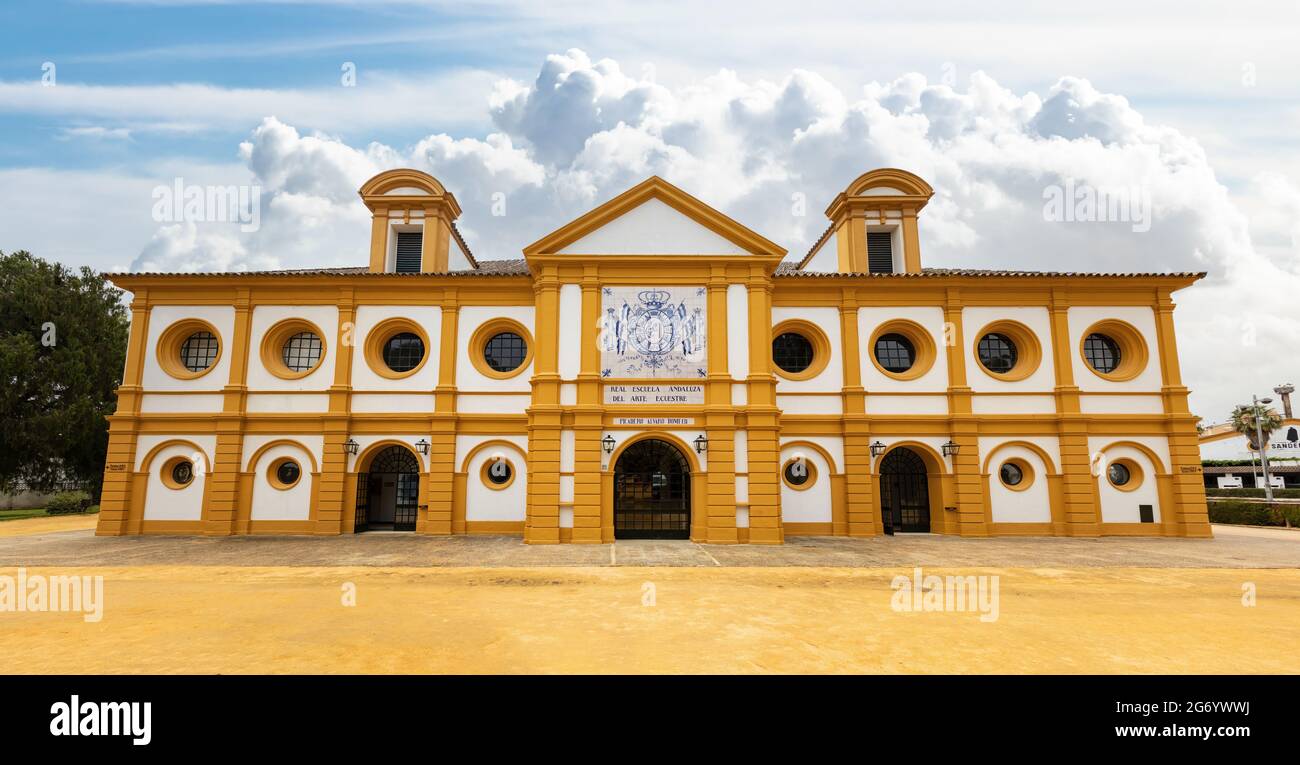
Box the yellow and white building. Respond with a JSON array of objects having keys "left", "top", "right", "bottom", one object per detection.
[{"left": 95, "top": 167, "right": 1211, "bottom": 542}]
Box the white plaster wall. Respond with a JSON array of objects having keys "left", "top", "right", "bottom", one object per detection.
[
  {"left": 560, "top": 430, "right": 576, "bottom": 472},
  {"left": 135, "top": 434, "right": 216, "bottom": 472},
  {"left": 248, "top": 442, "right": 315, "bottom": 521},
  {"left": 449, "top": 235, "right": 472, "bottom": 271},
  {"left": 350, "top": 306, "right": 441, "bottom": 391},
  {"left": 351, "top": 393, "right": 436, "bottom": 413},
  {"left": 600, "top": 430, "right": 706, "bottom": 471},
  {"left": 558, "top": 284, "right": 582, "bottom": 380},
  {"left": 245, "top": 394, "right": 329, "bottom": 413},
  {"left": 977, "top": 435, "right": 1062, "bottom": 474},
  {"left": 1093, "top": 444, "right": 1163, "bottom": 523},
  {"left": 346, "top": 435, "right": 429, "bottom": 473},
  {"left": 801, "top": 229, "right": 838, "bottom": 272},
  {"left": 1068, "top": 306, "right": 1162, "bottom": 392},
  {"left": 456, "top": 305, "right": 535, "bottom": 392},
  {"left": 456, "top": 394, "right": 530, "bottom": 413},
  {"left": 241, "top": 434, "right": 324, "bottom": 473},
  {"left": 734, "top": 430, "right": 749, "bottom": 472},
  {"left": 962, "top": 306, "right": 1055, "bottom": 391},
  {"left": 970, "top": 395, "right": 1056, "bottom": 414},
  {"left": 857, "top": 306, "right": 949, "bottom": 391},
  {"left": 772, "top": 306, "right": 843, "bottom": 392},
  {"left": 865, "top": 395, "right": 948, "bottom": 414},
  {"left": 777, "top": 395, "right": 843, "bottom": 414},
  {"left": 727, "top": 284, "right": 750, "bottom": 380},
  {"left": 139, "top": 394, "right": 225, "bottom": 413},
  {"left": 141, "top": 305, "right": 236, "bottom": 391},
  {"left": 781, "top": 435, "right": 845, "bottom": 473},
  {"left": 779, "top": 443, "right": 833, "bottom": 523},
  {"left": 246, "top": 305, "right": 339, "bottom": 390},
  {"left": 982, "top": 442, "right": 1053, "bottom": 523},
  {"left": 1087, "top": 435, "right": 1171, "bottom": 474},
  {"left": 557, "top": 198, "right": 745, "bottom": 255},
  {"left": 1079, "top": 395, "right": 1164, "bottom": 414},
  {"left": 141, "top": 441, "right": 208, "bottom": 521},
  {"left": 454, "top": 435, "right": 529, "bottom": 472},
  {"left": 460, "top": 440, "right": 528, "bottom": 522}
]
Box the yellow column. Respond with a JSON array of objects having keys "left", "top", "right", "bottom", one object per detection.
[
  {"left": 943, "top": 290, "right": 984, "bottom": 536},
  {"left": 704, "top": 271, "right": 736, "bottom": 543},
  {"left": 1049, "top": 289, "right": 1100, "bottom": 536},
  {"left": 901, "top": 208, "right": 923, "bottom": 273},
  {"left": 368, "top": 209, "right": 389, "bottom": 272},
  {"left": 572, "top": 269, "right": 605, "bottom": 542},
  {"left": 839, "top": 294, "right": 876, "bottom": 536},
  {"left": 1154, "top": 290, "right": 1211, "bottom": 537},
  {"left": 525, "top": 266, "right": 562, "bottom": 543},
  {"left": 424, "top": 292, "right": 458, "bottom": 534},
  {"left": 318, "top": 290, "right": 355, "bottom": 534},
  {"left": 745, "top": 271, "right": 782, "bottom": 543},
  {"left": 206, "top": 289, "right": 252, "bottom": 535},
  {"left": 96, "top": 294, "right": 151, "bottom": 536}
]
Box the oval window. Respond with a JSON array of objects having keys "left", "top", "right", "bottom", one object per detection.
[
  {"left": 1083, "top": 333, "right": 1122, "bottom": 374},
  {"left": 772, "top": 332, "right": 815, "bottom": 374},
  {"left": 179, "top": 331, "right": 219, "bottom": 372},
  {"left": 874, "top": 333, "right": 916, "bottom": 373},
  {"left": 999, "top": 462, "right": 1024, "bottom": 487},
  {"left": 484, "top": 331, "right": 527, "bottom": 373},
  {"left": 382, "top": 332, "right": 425, "bottom": 373},
  {"left": 978, "top": 332, "right": 1018, "bottom": 374}
]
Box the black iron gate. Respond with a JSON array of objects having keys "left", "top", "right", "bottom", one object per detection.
[
  {"left": 614, "top": 439, "right": 691, "bottom": 539},
  {"left": 354, "top": 446, "right": 420, "bottom": 532},
  {"left": 879, "top": 447, "right": 931, "bottom": 533}
]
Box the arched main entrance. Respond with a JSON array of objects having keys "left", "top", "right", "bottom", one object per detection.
[
  {"left": 879, "top": 447, "right": 930, "bottom": 533},
  {"left": 614, "top": 438, "right": 691, "bottom": 539},
  {"left": 354, "top": 445, "right": 420, "bottom": 532}
]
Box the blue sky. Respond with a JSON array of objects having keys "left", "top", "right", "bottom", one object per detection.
[{"left": 1, "top": 0, "right": 1298, "bottom": 423}]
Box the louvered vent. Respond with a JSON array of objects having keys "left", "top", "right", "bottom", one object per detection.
[
  {"left": 395, "top": 231, "right": 423, "bottom": 273},
  {"left": 867, "top": 231, "right": 894, "bottom": 274}
]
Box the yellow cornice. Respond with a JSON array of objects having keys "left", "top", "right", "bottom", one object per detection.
[{"left": 521, "top": 175, "right": 788, "bottom": 260}]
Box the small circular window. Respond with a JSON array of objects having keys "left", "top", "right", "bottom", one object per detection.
[
  {"left": 781, "top": 455, "right": 818, "bottom": 490},
  {"left": 281, "top": 331, "right": 323, "bottom": 372},
  {"left": 383, "top": 332, "right": 425, "bottom": 373},
  {"left": 874, "top": 333, "right": 915, "bottom": 373},
  {"left": 773, "top": 333, "right": 814, "bottom": 374},
  {"left": 482, "top": 456, "right": 515, "bottom": 490},
  {"left": 172, "top": 460, "right": 193, "bottom": 485},
  {"left": 978, "top": 333, "right": 1018, "bottom": 375},
  {"left": 1107, "top": 461, "right": 1131, "bottom": 486},
  {"left": 999, "top": 461, "right": 1023, "bottom": 486},
  {"left": 275, "top": 460, "right": 301, "bottom": 487},
  {"left": 484, "top": 332, "right": 527, "bottom": 373},
  {"left": 1084, "top": 333, "right": 1122, "bottom": 374},
  {"left": 180, "top": 331, "right": 219, "bottom": 372}
]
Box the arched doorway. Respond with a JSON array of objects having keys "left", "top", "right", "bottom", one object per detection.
[
  {"left": 354, "top": 445, "right": 420, "bottom": 532},
  {"left": 614, "top": 438, "right": 691, "bottom": 539},
  {"left": 879, "top": 447, "right": 930, "bottom": 533}
]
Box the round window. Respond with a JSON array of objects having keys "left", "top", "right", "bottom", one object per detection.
[
  {"left": 382, "top": 332, "right": 425, "bottom": 373},
  {"left": 783, "top": 458, "right": 812, "bottom": 486},
  {"left": 978, "top": 333, "right": 1018, "bottom": 374},
  {"left": 484, "top": 331, "right": 527, "bottom": 373},
  {"left": 281, "top": 331, "right": 323, "bottom": 373},
  {"left": 275, "top": 460, "right": 301, "bottom": 487},
  {"left": 1107, "top": 461, "right": 1131, "bottom": 486},
  {"left": 999, "top": 461, "right": 1024, "bottom": 487},
  {"left": 874, "top": 333, "right": 916, "bottom": 373},
  {"left": 1083, "top": 333, "right": 1122, "bottom": 374},
  {"left": 484, "top": 457, "right": 513, "bottom": 487},
  {"left": 772, "top": 332, "right": 815, "bottom": 374},
  {"left": 179, "top": 331, "right": 219, "bottom": 372},
  {"left": 171, "top": 460, "right": 193, "bottom": 486}
]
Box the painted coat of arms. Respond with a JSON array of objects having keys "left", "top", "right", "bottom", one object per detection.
[{"left": 600, "top": 286, "right": 707, "bottom": 378}]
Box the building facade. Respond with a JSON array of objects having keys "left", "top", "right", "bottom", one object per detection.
[{"left": 95, "top": 167, "right": 1212, "bottom": 542}]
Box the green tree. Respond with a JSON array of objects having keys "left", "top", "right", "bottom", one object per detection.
[
  {"left": 0, "top": 250, "right": 128, "bottom": 497},
  {"left": 1231, "top": 403, "right": 1283, "bottom": 450}
]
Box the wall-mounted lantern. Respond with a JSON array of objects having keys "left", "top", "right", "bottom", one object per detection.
[
  {"left": 414, "top": 438, "right": 430, "bottom": 455},
  {"left": 693, "top": 434, "right": 708, "bottom": 454},
  {"left": 343, "top": 438, "right": 359, "bottom": 456},
  {"left": 602, "top": 434, "right": 616, "bottom": 454},
  {"left": 942, "top": 440, "right": 961, "bottom": 458},
  {"left": 870, "top": 440, "right": 887, "bottom": 458}
]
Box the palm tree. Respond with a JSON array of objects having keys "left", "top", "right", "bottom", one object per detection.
[{"left": 1231, "top": 404, "right": 1283, "bottom": 450}]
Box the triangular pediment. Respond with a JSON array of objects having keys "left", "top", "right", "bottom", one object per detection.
[{"left": 523, "top": 177, "right": 786, "bottom": 259}]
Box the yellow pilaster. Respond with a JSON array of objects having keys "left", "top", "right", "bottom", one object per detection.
[
  {"left": 97, "top": 294, "right": 151, "bottom": 536},
  {"left": 1049, "top": 289, "right": 1100, "bottom": 536},
  {"left": 368, "top": 210, "right": 389, "bottom": 273},
  {"left": 525, "top": 266, "right": 562, "bottom": 543},
  {"left": 704, "top": 271, "right": 737, "bottom": 543},
  {"left": 943, "top": 290, "right": 984, "bottom": 535},
  {"left": 571, "top": 269, "right": 605, "bottom": 542},
  {"left": 1154, "top": 290, "right": 1211, "bottom": 537},
  {"left": 745, "top": 271, "right": 782, "bottom": 543}
]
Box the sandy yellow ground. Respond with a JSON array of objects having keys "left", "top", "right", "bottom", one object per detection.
[
  {"left": 0, "top": 514, "right": 99, "bottom": 537},
  {"left": 2, "top": 565, "right": 1295, "bottom": 674}
]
